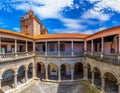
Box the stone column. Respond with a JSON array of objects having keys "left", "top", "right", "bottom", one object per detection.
[
  {"left": 45, "top": 41, "right": 47, "bottom": 56},
  {"left": 71, "top": 67, "right": 74, "bottom": 80},
  {"left": 91, "top": 40, "right": 93, "bottom": 55},
  {"left": 25, "top": 69, "right": 28, "bottom": 82},
  {"left": 32, "top": 65, "right": 36, "bottom": 78},
  {"left": 101, "top": 76, "right": 105, "bottom": 92},
  {"left": 83, "top": 66, "right": 88, "bottom": 80},
  {"left": 118, "top": 83, "right": 120, "bottom": 93},
  {"left": 119, "top": 34, "right": 120, "bottom": 53},
  {"left": 91, "top": 71, "right": 95, "bottom": 86},
  {"left": 58, "top": 41, "right": 60, "bottom": 56},
  {"left": 84, "top": 41, "right": 87, "bottom": 54},
  {"left": 0, "top": 37, "right": 1, "bottom": 59},
  {"left": 14, "top": 72, "right": 17, "bottom": 88},
  {"left": 71, "top": 41, "right": 74, "bottom": 56},
  {"left": 26, "top": 41, "right": 28, "bottom": 52},
  {"left": 45, "top": 66, "right": 48, "bottom": 80},
  {"left": 0, "top": 76, "right": 2, "bottom": 88},
  {"left": 15, "top": 39, "right": 17, "bottom": 57},
  {"left": 58, "top": 68, "right": 61, "bottom": 81},
  {"left": 118, "top": 34, "right": 120, "bottom": 61},
  {"left": 101, "top": 37, "right": 104, "bottom": 59},
  {"left": 26, "top": 41, "right": 28, "bottom": 56}
]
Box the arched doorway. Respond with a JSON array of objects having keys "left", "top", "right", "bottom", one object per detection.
[
  {"left": 36, "top": 62, "right": 45, "bottom": 80},
  {"left": 93, "top": 67, "right": 101, "bottom": 89},
  {"left": 104, "top": 72, "right": 118, "bottom": 93},
  {"left": 2, "top": 70, "right": 14, "bottom": 90},
  {"left": 87, "top": 63, "right": 92, "bottom": 82},
  {"left": 74, "top": 63, "right": 83, "bottom": 79},
  {"left": 48, "top": 63, "right": 59, "bottom": 80},
  {"left": 61, "top": 64, "right": 66, "bottom": 75},
  {"left": 17, "top": 66, "right": 25, "bottom": 85},
  {"left": 61, "top": 63, "right": 71, "bottom": 80},
  {"left": 28, "top": 63, "right": 33, "bottom": 79}
]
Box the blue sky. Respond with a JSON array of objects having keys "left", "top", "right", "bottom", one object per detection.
[{"left": 0, "top": 0, "right": 120, "bottom": 34}]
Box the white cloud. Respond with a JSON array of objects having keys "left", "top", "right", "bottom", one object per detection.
[
  {"left": 12, "top": 0, "right": 74, "bottom": 19},
  {"left": 89, "top": 0, "right": 120, "bottom": 13},
  {"left": 83, "top": 26, "right": 106, "bottom": 34},
  {"left": 13, "top": 27, "right": 20, "bottom": 32},
  {"left": 53, "top": 28, "right": 81, "bottom": 33},
  {"left": 60, "top": 18, "right": 86, "bottom": 30},
  {"left": 82, "top": 9, "right": 110, "bottom": 21}
]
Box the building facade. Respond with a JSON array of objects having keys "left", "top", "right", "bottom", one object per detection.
[{"left": 0, "top": 10, "right": 120, "bottom": 93}]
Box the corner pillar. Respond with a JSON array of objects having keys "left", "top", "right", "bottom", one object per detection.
[
  {"left": 15, "top": 39, "right": 17, "bottom": 58},
  {"left": 71, "top": 67, "right": 74, "bottom": 80},
  {"left": 45, "top": 41, "right": 47, "bottom": 56},
  {"left": 45, "top": 66, "right": 48, "bottom": 80},
  {"left": 58, "top": 68, "right": 61, "bottom": 81},
  {"left": 101, "top": 75, "right": 105, "bottom": 92},
  {"left": 25, "top": 69, "right": 28, "bottom": 82},
  {"left": 14, "top": 72, "right": 18, "bottom": 88},
  {"left": 58, "top": 41, "right": 60, "bottom": 56},
  {"left": 83, "top": 66, "right": 88, "bottom": 80},
  {"left": 71, "top": 41, "right": 74, "bottom": 56},
  {"left": 91, "top": 71, "right": 95, "bottom": 86}
]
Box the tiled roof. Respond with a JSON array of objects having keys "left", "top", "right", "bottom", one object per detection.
[
  {"left": 34, "top": 33, "right": 90, "bottom": 40},
  {"left": 0, "top": 29, "right": 90, "bottom": 40},
  {"left": 85, "top": 26, "right": 120, "bottom": 40},
  {"left": 0, "top": 29, "right": 33, "bottom": 39}
]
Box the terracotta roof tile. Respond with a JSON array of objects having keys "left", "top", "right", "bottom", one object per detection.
[
  {"left": 0, "top": 29, "right": 33, "bottom": 39},
  {"left": 34, "top": 33, "right": 90, "bottom": 40}
]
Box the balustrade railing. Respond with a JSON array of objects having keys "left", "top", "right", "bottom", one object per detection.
[
  {"left": 103, "top": 53, "right": 118, "bottom": 64},
  {"left": 86, "top": 51, "right": 120, "bottom": 65},
  {"left": 60, "top": 51, "right": 72, "bottom": 56},
  {"left": 92, "top": 52, "right": 101, "bottom": 59},
  {"left": 0, "top": 53, "right": 15, "bottom": 58},
  {"left": 36, "top": 51, "right": 45, "bottom": 56},
  {"left": 47, "top": 51, "right": 58, "bottom": 55},
  {"left": 74, "top": 51, "right": 84, "bottom": 56},
  {"left": 36, "top": 51, "right": 84, "bottom": 56},
  {"left": 0, "top": 52, "right": 34, "bottom": 59},
  {"left": 1, "top": 51, "right": 119, "bottom": 65}
]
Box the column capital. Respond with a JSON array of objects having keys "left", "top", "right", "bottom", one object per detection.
[
  {"left": 14, "top": 73, "right": 18, "bottom": 76},
  {"left": 100, "top": 75, "right": 106, "bottom": 79}
]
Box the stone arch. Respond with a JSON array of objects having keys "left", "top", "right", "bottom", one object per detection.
[
  {"left": 27, "top": 62, "right": 33, "bottom": 79},
  {"left": 17, "top": 65, "right": 26, "bottom": 84},
  {"left": 60, "top": 63, "right": 72, "bottom": 80},
  {"left": 102, "top": 71, "right": 119, "bottom": 83},
  {"left": 17, "top": 64, "right": 27, "bottom": 72},
  {"left": 47, "top": 63, "right": 59, "bottom": 80},
  {"left": 1, "top": 68, "right": 16, "bottom": 77},
  {"left": 27, "top": 62, "right": 34, "bottom": 70},
  {"left": 36, "top": 62, "right": 45, "bottom": 79},
  {"left": 93, "top": 66, "right": 101, "bottom": 89},
  {"left": 1, "top": 69, "right": 15, "bottom": 90},
  {"left": 102, "top": 72, "right": 119, "bottom": 92},
  {"left": 86, "top": 63, "right": 92, "bottom": 81},
  {"left": 74, "top": 62, "right": 84, "bottom": 79}
]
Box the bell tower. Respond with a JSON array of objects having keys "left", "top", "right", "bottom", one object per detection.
[{"left": 20, "top": 9, "right": 41, "bottom": 36}]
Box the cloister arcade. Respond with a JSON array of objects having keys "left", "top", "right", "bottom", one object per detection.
[{"left": 1, "top": 62, "right": 34, "bottom": 91}]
